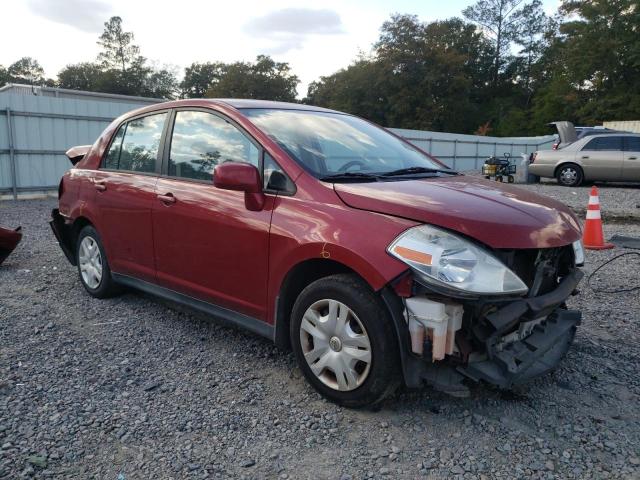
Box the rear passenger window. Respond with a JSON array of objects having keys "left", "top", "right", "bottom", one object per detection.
[
  {"left": 583, "top": 136, "right": 623, "bottom": 151},
  {"left": 169, "top": 111, "right": 259, "bottom": 181},
  {"left": 102, "top": 113, "right": 166, "bottom": 172},
  {"left": 118, "top": 113, "right": 167, "bottom": 173}
]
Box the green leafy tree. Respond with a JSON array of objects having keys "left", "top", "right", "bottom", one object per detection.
[
  {"left": 463, "top": 0, "right": 526, "bottom": 85},
  {"left": 0, "top": 65, "right": 9, "bottom": 88},
  {"left": 180, "top": 62, "right": 225, "bottom": 98},
  {"left": 205, "top": 55, "right": 299, "bottom": 101},
  {"left": 7, "top": 57, "right": 46, "bottom": 85},
  {"left": 97, "top": 16, "right": 141, "bottom": 73},
  {"left": 57, "top": 62, "right": 104, "bottom": 91}
]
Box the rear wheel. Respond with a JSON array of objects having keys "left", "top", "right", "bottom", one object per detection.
[
  {"left": 556, "top": 164, "right": 583, "bottom": 187},
  {"left": 76, "top": 225, "right": 120, "bottom": 298},
  {"left": 290, "top": 274, "right": 400, "bottom": 408}
]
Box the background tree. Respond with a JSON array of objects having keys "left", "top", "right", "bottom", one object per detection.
[
  {"left": 180, "top": 62, "right": 224, "bottom": 98},
  {"left": 97, "top": 16, "right": 141, "bottom": 74},
  {"left": 7, "top": 57, "right": 48, "bottom": 85},
  {"left": 57, "top": 62, "right": 104, "bottom": 91},
  {"left": 462, "top": 0, "right": 525, "bottom": 85},
  {"left": 205, "top": 55, "right": 298, "bottom": 101}
]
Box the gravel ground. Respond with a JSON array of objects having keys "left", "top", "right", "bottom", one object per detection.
[{"left": 1, "top": 198, "right": 639, "bottom": 480}]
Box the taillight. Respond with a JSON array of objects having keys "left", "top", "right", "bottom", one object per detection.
[
  {"left": 530, "top": 152, "right": 537, "bottom": 164},
  {"left": 552, "top": 143, "right": 559, "bottom": 150}
]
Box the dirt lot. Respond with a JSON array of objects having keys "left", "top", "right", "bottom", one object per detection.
[{"left": 1, "top": 196, "right": 639, "bottom": 479}]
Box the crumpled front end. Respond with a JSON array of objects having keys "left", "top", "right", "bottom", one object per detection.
[
  {"left": 0, "top": 225, "right": 23, "bottom": 266},
  {"left": 384, "top": 244, "right": 583, "bottom": 394}
]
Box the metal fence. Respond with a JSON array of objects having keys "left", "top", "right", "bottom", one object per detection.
[
  {"left": 389, "top": 128, "right": 556, "bottom": 171},
  {"left": 0, "top": 85, "right": 556, "bottom": 199},
  {"left": 0, "top": 84, "right": 161, "bottom": 199}
]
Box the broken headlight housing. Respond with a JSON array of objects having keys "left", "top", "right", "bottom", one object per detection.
[{"left": 388, "top": 225, "right": 528, "bottom": 296}]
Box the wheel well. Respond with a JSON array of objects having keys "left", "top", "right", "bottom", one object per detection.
[
  {"left": 70, "top": 217, "right": 92, "bottom": 252},
  {"left": 274, "top": 259, "right": 362, "bottom": 350}
]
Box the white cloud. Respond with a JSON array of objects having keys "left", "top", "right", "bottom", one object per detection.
[
  {"left": 25, "top": 0, "right": 112, "bottom": 33},
  {"left": 244, "top": 8, "right": 345, "bottom": 54}
]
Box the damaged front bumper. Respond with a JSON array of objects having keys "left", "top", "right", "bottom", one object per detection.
[{"left": 382, "top": 269, "right": 583, "bottom": 393}]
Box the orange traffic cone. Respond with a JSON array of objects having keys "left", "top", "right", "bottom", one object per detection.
[{"left": 582, "top": 186, "right": 614, "bottom": 250}]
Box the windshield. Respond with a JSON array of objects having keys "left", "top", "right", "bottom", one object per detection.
[{"left": 241, "top": 108, "right": 444, "bottom": 178}]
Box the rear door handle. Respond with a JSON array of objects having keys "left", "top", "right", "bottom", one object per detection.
[
  {"left": 581, "top": 156, "right": 589, "bottom": 159},
  {"left": 157, "top": 193, "right": 176, "bottom": 204},
  {"left": 94, "top": 181, "right": 106, "bottom": 192},
  {"left": 628, "top": 156, "right": 638, "bottom": 160}
]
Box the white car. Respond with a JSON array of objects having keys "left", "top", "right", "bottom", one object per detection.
[{"left": 529, "top": 133, "right": 640, "bottom": 186}]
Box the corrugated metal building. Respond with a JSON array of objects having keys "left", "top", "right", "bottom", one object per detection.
[{"left": 0, "top": 84, "right": 161, "bottom": 198}]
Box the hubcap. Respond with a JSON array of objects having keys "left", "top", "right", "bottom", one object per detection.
[
  {"left": 561, "top": 168, "right": 577, "bottom": 184},
  {"left": 79, "top": 236, "right": 103, "bottom": 289},
  {"left": 299, "top": 299, "right": 372, "bottom": 392}
]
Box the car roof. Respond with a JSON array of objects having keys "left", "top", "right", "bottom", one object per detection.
[
  {"left": 117, "top": 98, "right": 344, "bottom": 123},
  {"left": 213, "top": 98, "right": 341, "bottom": 113}
]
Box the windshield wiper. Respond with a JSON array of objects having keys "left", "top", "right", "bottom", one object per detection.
[
  {"left": 380, "top": 166, "right": 458, "bottom": 177},
  {"left": 319, "top": 172, "right": 382, "bottom": 182}
]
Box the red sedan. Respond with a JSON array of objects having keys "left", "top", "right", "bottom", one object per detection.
[{"left": 51, "top": 99, "right": 584, "bottom": 407}]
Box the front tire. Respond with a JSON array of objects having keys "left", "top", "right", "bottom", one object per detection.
[
  {"left": 76, "top": 225, "right": 120, "bottom": 298},
  {"left": 290, "top": 274, "right": 400, "bottom": 408},
  {"left": 556, "top": 164, "right": 583, "bottom": 187}
]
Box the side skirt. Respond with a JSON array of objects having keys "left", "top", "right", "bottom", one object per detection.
[{"left": 112, "top": 273, "right": 275, "bottom": 341}]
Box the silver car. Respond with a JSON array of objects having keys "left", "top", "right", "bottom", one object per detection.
[{"left": 529, "top": 133, "right": 640, "bottom": 186}]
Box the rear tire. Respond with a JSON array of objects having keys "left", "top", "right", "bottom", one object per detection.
[
  {"left": 76, "top": 225, "right": 120, "bottom": 298},
  {"left": 290, "top": 274, "right": 401, "bottom": 408},
  {"left": 556, "top": 164, "right": 583, "bottom": 187}
]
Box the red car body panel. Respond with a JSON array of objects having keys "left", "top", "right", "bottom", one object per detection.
[
  {"left": 0, "top": 225, "right": 22, "bottom": 265},
  {"left": 334, "top": 176, "right": 582, "bottom": 249},
  {"left": 55, "top": 98, "right": 582, "bottom": 331}
]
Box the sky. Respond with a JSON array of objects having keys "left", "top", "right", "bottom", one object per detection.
[{"left": 1, "top": 0, "right": 561, "bottom": 97}]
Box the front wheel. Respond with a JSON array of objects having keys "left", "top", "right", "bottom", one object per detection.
[
  {"left": 290, "top": 274, "right": 400, "bottom": 408},
  {"left": 76, "top": 225, "right": 121, "bottom": 298}
]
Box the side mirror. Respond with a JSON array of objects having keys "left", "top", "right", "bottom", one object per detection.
[{"left": 213, "top": 162, "right": 265, "bottom": 211}]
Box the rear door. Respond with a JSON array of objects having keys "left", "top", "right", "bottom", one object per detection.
[
  {"left": 622, "top": 136, "right": 640, "bottom": 181},
  {"left": 151, "top": 109, "right": 277, "bottom": 320},
  {"left": 579, "top": 136, "right": 624, "bottom": 180},
  {"left": 93, "top": 111, "right": 169, "bottom": 281}
]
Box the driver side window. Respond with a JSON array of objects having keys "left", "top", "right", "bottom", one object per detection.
[{"left": 169, "top": 111, "right": 259, "bottom": 181}]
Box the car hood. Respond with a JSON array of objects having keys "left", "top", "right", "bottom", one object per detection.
[{"left": 333, "top": 176, "right": 582, "bottom": 249}]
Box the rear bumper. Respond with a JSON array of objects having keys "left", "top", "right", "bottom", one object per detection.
[
  {"left": 49, "top": 209, "right": 76, "bottom": 265},
  {"left": 528, "top": 163, "right": 555, "bottom": 178}
]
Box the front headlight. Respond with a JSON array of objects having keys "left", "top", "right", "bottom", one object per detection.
[
  {"left": 572, "top": 240, "right": 585, "bottom": 266},
  {"left": 387, "top": 225, "right": 528, "bottom": 296}
]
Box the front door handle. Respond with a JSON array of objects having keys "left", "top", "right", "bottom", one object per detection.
[
  {"left": 157, "top": 193, "right": 176, "bottom": 204},
  {"left": 94, "top": 181, "right": 106, "bottom": 192},
  {"left": 581, "top": 156, "right": 589, "bottom": 159},
  {"left": 628, "top": 156, "right": 638, "bottom": 160}
]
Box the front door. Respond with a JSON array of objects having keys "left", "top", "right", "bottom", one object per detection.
[
  {"left": 579, "top": 136, "right": 624, "bottom": 180},
  {"left": 151, "top": 110, "right": 273, "bottom": 320},
  {"left": 94, "top": 111, "right": 168, "bottom": 281},
  {"left": 623, "top": 136, "right": 640, "bottom": 181}
]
